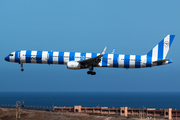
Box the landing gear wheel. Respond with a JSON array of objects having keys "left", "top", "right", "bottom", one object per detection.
[
  {"left": 92, "top": 72, "right": 96, "bottom": 75},
  {"left": 21, "top": 69, "right": 24, "bottom": 71},
  {"left": 87, "top": 71, "right": 96, "bottom": 75}
]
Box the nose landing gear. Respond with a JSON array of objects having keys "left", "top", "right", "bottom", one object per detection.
[
  {"left": 87, "top": 66, "right": 96, "bottom": 75},
  {"left": 20, "top": 63, "right": 24, "bottom": 71}
]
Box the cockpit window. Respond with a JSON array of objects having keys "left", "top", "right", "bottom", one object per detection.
[{"left": 9, "top": 54, "right": 13, "bottom": 56}]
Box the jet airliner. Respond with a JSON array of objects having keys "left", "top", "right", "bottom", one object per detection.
[{"left": 4, "top": 35, "right": 175, "bottom": 75}]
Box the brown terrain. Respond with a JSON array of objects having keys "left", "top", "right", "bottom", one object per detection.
[{"left": 0, "top": 107, "right": 142, "bottom": 120}]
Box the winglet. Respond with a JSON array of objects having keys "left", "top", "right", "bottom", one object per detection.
[
  {"left": 111, "top": 48, "right": 115, "bottom": 54},
  {"left": 101, "top": 47, "right": 107, "bottom": 55}
]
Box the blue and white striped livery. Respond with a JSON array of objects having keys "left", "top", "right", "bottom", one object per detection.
[{"left": 4, "top": 35, "right": 175, "bottom": 75}]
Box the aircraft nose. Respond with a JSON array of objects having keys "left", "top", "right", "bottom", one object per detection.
[{"left": 5, "top": 56, "right": 9, "bottom": 61}]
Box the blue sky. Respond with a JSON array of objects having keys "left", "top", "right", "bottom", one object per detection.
[{"left": 0, "top": 0, "right": 180, "bottom": 92}]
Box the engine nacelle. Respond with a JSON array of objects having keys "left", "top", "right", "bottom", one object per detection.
[{"left": 67, "top": 61, "right": 81, "bottom": 70}]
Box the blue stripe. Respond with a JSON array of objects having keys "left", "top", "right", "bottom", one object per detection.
[
  {"left": 26, "top": 51, "right": 32, "bottom": 63},
  {"left": 91, "top": 53, "right": 97, "bottom": 58},
  {"left": 157, "top": 39, "right": 164, "bottom": 65},
  {"left": 80, "top": 53, "right": 86, "bottom": 61},
  {"left": 113, "top": 54, "right": 119, "bottom": 67},
  {"left": 169, "top": 35, "right": 175, "bottom": 47},
  {"left": 36, "top": 51, "right": 42, "bottom": 63},
  {"left": 158, "top": 39, "right": 164, "bottom": 60},
  {"left": 124, "top": 55, "right": 130, "bottom": 68},
  {"left": 135, "top": 55, "right": 141, "bottom": 68},
  {"left": 58, "top": 52, "right": 64, "bottom": 64},
  {"left": 47, "top": 51, "right": 53, "bottom": 64},
  {"left": 15, "top": 51, "right": 20, "bottom": 63},
  {"left": 69, "top": 52, "right": 75, "bottom": 61},
  {"left": 146, "top": 50, "right": 152, "bottom": 67},
  {"left": 102, "top": 54, "right": 108, "bottom": 67}
]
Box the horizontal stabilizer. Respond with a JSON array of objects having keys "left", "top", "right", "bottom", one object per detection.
[{"left": 153, "top": 59, "right": 171, "bottom": 63}]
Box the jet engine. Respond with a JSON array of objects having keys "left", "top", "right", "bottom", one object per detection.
[{"left": 67, "top": 61, "right": 81, "bottom": 70}]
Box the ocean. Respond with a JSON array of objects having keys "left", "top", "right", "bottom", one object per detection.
[{"left": 0, "top": 92, "right": 180, "bottom": 110}]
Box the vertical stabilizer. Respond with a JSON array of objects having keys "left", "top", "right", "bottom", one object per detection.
[{"left": 146, "top": 35, "right": 175, "bottom": 61}]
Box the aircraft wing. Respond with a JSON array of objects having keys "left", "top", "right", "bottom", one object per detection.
[{"left": 79, "top": 47, "right": 107, "bottom": 66}]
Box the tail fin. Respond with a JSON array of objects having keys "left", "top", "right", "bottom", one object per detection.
[{"left": 146, "top": 34, "right": 175, "bottom": 60}]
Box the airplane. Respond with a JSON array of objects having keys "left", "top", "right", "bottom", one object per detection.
[{"left": 4, "top": 34, "right": 175, "bottom": 75}]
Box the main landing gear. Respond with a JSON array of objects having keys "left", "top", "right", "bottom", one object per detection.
[
  {"left": 87, "top": 71, "right": 96, "bottom": 75},
  {"left": 87, "top": 66, "right": 96, "bottom": 75},
  {"left": 20, "top": 63, "right": 24, "bottom": 71}
]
